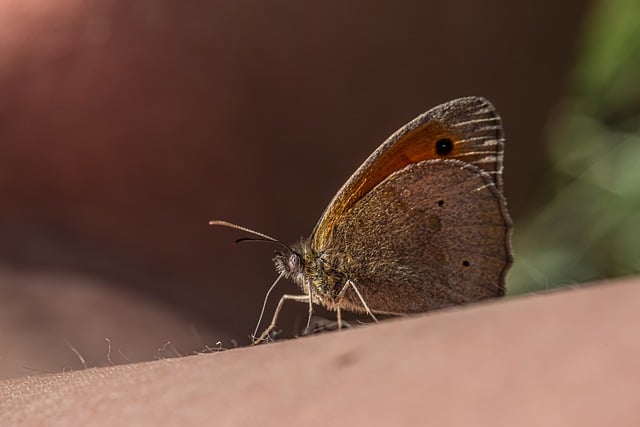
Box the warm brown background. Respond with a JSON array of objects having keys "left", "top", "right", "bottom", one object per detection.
[{"left": 0, "top": 0, "right": 590, "bottom": 379}]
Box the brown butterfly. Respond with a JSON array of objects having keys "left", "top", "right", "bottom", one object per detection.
[{"left": 211, "top": 96, "right": 513, "bottom": 344}]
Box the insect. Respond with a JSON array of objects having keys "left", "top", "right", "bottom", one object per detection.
[{"left": 211, "top": 97, "right": 513, "bottom": 344}]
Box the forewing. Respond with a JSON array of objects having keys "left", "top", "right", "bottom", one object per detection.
[{"left": 311, "top": 97, "right": 505, "bottom": 252}]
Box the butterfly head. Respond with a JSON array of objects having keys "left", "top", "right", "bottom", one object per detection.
[
  {"left": 274, "top": 240, "right": 337, "bottom": 297},
  {"left": 273, "top": 247, "right": 304, "bottom": 280}
]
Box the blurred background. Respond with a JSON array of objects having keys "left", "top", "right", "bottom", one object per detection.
[{"left": 0, "top": 0, "right": 637, "bottom": 379}]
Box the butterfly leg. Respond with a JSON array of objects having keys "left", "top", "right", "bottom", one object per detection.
[
  {"left": 303, "top": 286, "right": 314, "bottom": 334},
  {"left": 337, "top": 280, "right": 378, "bottom": 324},
  {"left": 252, "top": 294, "right": 310, "bottom": 345}
]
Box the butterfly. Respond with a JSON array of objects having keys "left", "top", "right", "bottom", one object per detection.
[{"left": 211, "top": 96, "right": 513, "bottom": 344}]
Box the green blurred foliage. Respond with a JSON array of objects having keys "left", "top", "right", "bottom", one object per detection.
[{"left": 508, "top": 0, "right": 640, "bottom": 293}]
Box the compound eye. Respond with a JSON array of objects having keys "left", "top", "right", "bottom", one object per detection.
[{"left": 289, "top": 253, "right": 301, "bottom": 270}]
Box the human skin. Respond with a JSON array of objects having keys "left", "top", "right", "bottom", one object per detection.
[{"left": 2, "top": 277, "right": 639, "bottom": 426}]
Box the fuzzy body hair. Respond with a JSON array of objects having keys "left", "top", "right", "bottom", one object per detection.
[{"left": 273, "top": 241, "right": 354, "bottom": 312}]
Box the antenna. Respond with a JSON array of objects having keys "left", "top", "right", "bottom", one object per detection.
[
  {"left": 209, "top": 220, "right": 294, "bottom": 252},
  {"left": 208, "top": 220, "right": 278, "bottom": 241}
]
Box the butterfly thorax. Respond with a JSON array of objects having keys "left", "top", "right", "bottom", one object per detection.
[{"left": 273, "top": 240, "right": 348, "bottom": 310}]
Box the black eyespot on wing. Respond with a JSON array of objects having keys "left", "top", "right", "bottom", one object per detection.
[
  {"left": 462, "top": 260, "right": 470, "bottom": 267},
  {"left": 437, "top": 200, "right": 445, "bottom": 207},
  {"left": 435, "top": 138, "right": 453, "bottom": 155}
]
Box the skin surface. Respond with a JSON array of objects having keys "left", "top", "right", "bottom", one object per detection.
[{"left": 2, "top": 277, "right": 639, "bottom": 426}]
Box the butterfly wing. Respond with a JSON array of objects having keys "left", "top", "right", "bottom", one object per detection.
[
  {"left": 322, "top": 159, "right": 512, "bottom": 314},
  {"left": 311, "top": 97, "right": 505, "bottom": 253}
]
